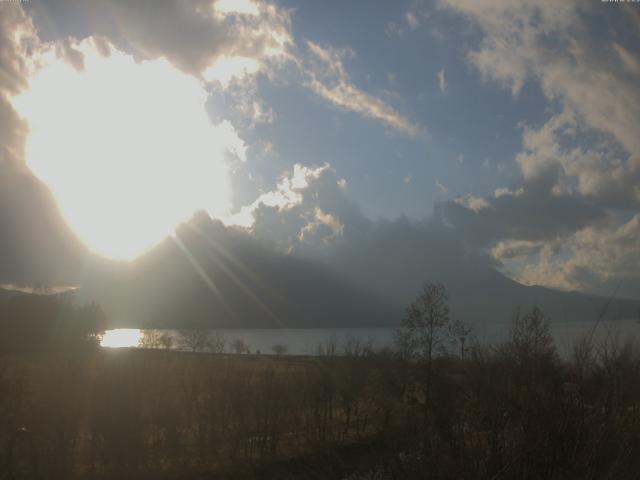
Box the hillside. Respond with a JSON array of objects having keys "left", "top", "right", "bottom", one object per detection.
[{"left": 75, "top": 214, "right": 640, "bottom": 329}]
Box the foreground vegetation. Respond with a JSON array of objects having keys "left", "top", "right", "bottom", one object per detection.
[{"left": 2, "top": 286, "right": 640, "bottom": 479}]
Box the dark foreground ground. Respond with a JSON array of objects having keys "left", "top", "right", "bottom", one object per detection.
[{"left": 3, "top": 320, "right": 640, "bottom": 479}]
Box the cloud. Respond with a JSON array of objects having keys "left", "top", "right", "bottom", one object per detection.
[
  {"left": 515, "top": 109, "right": 640, "bottom": 207},
  {"left": 0, "top": 2, "right": 266, "bottom": 266},
  {"left": 435, "top": 179, "right": 448, "bottom": 194},
  {"left": 172, "top": 156, "right": 640, "bottom": 320},
  {"left": 235, "top": 172, "right": 620, "bottom": 314},
  {"left": 32, "top": 1, "right": 419, "bottom": 136},
  {"left": 385, "top": 21, "right": 405, "bottom": 38},
  {"left": 215, "top": 0, "right": 260, "bottom": 16},
  {"left": 441, "top": 181, "right": 606, "bottom": 248},
  {"left": 304, "top": 41, "right": 420, "bottom": 136},
  {"left": 491, "top": 239, "right": 545, "bottom": 260},
  {"left": 26, "top": 0, "right": 294, "bottom": 94},
  {"left": 439, "top": 0, "right": 580, "bottom": 94},
  {"left": 454, "top": 195, "right": 489, "bottom": 212},
  {"left": 614, "top": 43, "right": 640, "bottom": 77},
  {"left": 29, "top": 1, "right": 419, "bottom": 136},
  {"left": 225, "top": 163, "right": 363, "bottom": 254},
  {"left": 406, "top": 11, "right": 420, "bottom": 31},
  {"left": 2, "top": 0, "right": 416, "bottom": 273},
  {"left": 33, "top": 0, "right": 227, "bottom": 76},
  {"left": 503, "top": 215, "right": 640, "bottom": 296},
  {"left": 437, "top": 0, "right": 640, "bottom": 295},
  {"left": 440, "top": 0, "right": 640, "bottom": 174},
  {"left": 0, "top": 5, "right": 38, "bottom": 170},
  {"left": 440, "top": 109, "right": 638, "bottom": 297},
  {"left": 217, "top": 161, "right": 513, "bottom": 313},
  {"left": 298, "top": 207, "right": 344, "bottom": 245},
  {"left": 437, "top": 68, "right": 447, "bottom": 93}
]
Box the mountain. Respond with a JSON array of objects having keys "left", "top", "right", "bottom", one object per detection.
[
  {"left": 77, "top": 214, "right": 399, "bottom": 329},
  {"left": 0, "top": 168, "right": 87, "bottom": 286},
  {"left": 75, "top": 214, "right": 640, "bottom": 330},
  {"left": 324, "top": 217, "right": 640, "bottom": 327}
]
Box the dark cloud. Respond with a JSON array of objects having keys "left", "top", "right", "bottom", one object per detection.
[
  {"left": 437, "top": 186, "right": 606, "bottom": 248},
  {"left": 27, "top": 0, "right": 228, "bottom": 76},
  {"left": 26, "top": 0, "right": 293, "bottom": 81}
]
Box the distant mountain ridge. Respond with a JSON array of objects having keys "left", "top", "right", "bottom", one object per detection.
[
  {"left": 73, "top": 214, "right": 640, "bottom": 330},
  {"left": 0, "top": 168, "right": 87, "bottom": 285},
  {"left": 76, "top": 216, "right": 400, "bottom": 329}
]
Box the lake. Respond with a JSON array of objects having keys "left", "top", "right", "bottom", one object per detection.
[{"left": 101, "top": 318, "right": 640, "bottom": 357}]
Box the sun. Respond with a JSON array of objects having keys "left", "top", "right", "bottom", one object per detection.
[{"left": 11, "top": 39, "right": 241, "bottom": 260}]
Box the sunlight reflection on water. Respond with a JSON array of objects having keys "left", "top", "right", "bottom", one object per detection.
[
  {"left": 98, "top": 319, "right": 640, "bottom": 356},
  {"left": 100, "top": 329, "right": 142, "bottom": 348}
]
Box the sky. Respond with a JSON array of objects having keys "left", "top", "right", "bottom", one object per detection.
[{"left": 1, "top": 0, "right": 640, "bottom": 301}]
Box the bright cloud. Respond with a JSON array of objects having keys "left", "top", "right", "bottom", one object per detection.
[
  {"left": 225, "top": 163, "right": 333, "bottom": 228},
  {"left": 405, "top": 12, "right": 420, "bottom": 31},
  {"left": 507, "top": 215, "right": 640, "bottom": 294},
  {"left": 204, "top": 56, "right": 261, "bottom": 87},
  {"left": 437, "top": 69, "right": 447, "bottom": 93},
  {"left": 454, "top": 195, "right": 489, "bottom": 212},
  {"left": 305, "top": 41, "right": 420, "bottom": 136},
  {"left": 214, "top": 0, "right": 260, "bottom": 16},
  {"left": 435, "top": 179, "right": 448, "bottom": 194}
]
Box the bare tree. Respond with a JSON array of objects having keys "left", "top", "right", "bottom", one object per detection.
[
  {"left": 395, "top": 283, "right": 461, "bottom": 417},
  {"left": 139, "top": 331, "right": 162, "bottom": 349},
  {"left": 231, "top": 338, "right": 249, "bottom": 355},
  {"left": 210, "top": 333, "right": 225, "bottom": 354},
  {"left": 178, "top": 329, "right": 212, "bottom": 353},
  {"left": 343, "top": 335, "right": 373, "bottom": 357},
  {"left": 316, "top": 335, "right": 338, "bottom": 357},
  {"left": 272, "top": 344, "right": 288, "bottom": 356},
  {"left": 159, "top": 332, "right": 174, "bottom": 350},
  {"left": 503, "top": 306, "right": 556, "bottom": 365}
]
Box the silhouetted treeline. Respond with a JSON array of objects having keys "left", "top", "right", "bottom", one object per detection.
[{"left": 0, "top": 293, "right": 106, "bottom": 353}]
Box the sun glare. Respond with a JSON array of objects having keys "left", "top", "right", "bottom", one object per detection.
[
  {"left": 100, "top": 329, "right": 142, "bottom": 348},
  {"left": 11, "top": 39, "right": 239, "bottom": 260},
  {"left": 204, "top": 56, "right": 261, "bottom": 87},
  {"left": 215, "top": 0, "right": 259, "bottom": 16}
]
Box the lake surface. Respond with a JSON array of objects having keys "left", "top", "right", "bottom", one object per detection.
[{"left": 101, "top": 318, "right": 640, "bottom": 357}]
